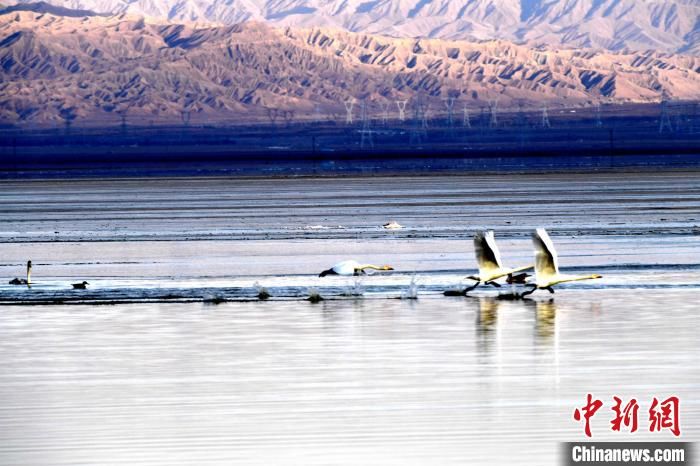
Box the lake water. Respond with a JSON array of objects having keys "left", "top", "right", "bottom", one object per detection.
[{"left": 0, "top": 172, "right": 698, "bottom": 464}]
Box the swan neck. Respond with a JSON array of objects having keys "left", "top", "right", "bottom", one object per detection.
[{"left": 358, "top": 264, "right": 381, "bottom": 271}]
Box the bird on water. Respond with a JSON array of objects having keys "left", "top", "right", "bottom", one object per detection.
[
  {"left": 72, "top": 281, "right": 89, "bottom": 289},
  {"left": 520, "top": 228, "right": 602, "bottom": 297},
  {"left": 462, "top": 230, "right": 532, "bottom": 294},
  {"left": 319, "top": 260, "right": 394, "bottom": 277},
  {"left": 9, "top": 260, "right": 32, "bottom": 286}
]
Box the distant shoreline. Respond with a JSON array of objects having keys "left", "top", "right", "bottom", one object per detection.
[
  {"left": 1, "top": 149, "right": 699, "bottom": 179},
  {"left": 2, "top": 112, "right": 699, "bottom": 178}
]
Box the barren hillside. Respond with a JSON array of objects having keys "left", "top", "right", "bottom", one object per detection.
[{"left": 1, "top": 9, "right": 698, "bottom": 125}]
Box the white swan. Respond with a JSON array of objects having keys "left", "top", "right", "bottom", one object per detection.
[
  {"left": 319, "top": 260, "right": 394, "bottom": 277},
  {"left": 521, "top": 228, "right": 602, "bottom": 296},
  {"left": 9, "top": 260, "right": 31, "bottom": 285},
  {"left": 383, "top": 221, "right": 403, "bottom": 230},
  {"left": 463, "top": 230, "right": 532, "bottom": 293}
]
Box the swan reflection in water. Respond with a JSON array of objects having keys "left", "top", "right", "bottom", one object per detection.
[
  {"left": 473, "top": 296, "right": 559, "bottom": 347},
  {"left": 529, "top": 298, "right": 557, "bottom": 340},
  {"left": 475, "top": 297, "right": 499, "bottom": 334}
]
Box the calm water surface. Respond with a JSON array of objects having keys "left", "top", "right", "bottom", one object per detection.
[{"left": 1, "top": 292, "right": 698, "bottom": 465}]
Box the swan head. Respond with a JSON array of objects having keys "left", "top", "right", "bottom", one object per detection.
[
  {"left": 381, "top": 265, "right": 394, "bottom": 271},
  {"left": 590, "top": 274, "right": 603, "bottom": 279},
  {"left": 27, "top": 260, "right": 32, "bottom": 270},
  {"left": 466, "top": 275, "right": 479, "bottom": 281}
]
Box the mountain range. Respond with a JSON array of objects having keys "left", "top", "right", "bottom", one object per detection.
[
  {"left": 3, "top": 0, "right": 700, "bottom": 55},
  {"left": 1, "top": 6, "right": 699, "bottom": 125}
]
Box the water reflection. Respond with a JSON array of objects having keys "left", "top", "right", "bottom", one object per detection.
[
  {"left": 475, "top": 297, "right": 499, "bottom": 334},
  {"left": 1, "top": 292, "right": 698, "bottom": 466},
  {"left": 531, "top": 298, "right": 557, "bottom": 340}
]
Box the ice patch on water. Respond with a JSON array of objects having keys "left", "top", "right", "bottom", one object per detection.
[{"left": 302, "top": 225, "right": 346, "bottom": 230}]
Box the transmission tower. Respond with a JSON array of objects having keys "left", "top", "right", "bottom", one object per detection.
[
  {"left": 462, "top": 103, "right": 471, "bottom": 128},
  {"left": 313, "top": 104, "right": 323, "bottom": 123},
  {"left": 409, "top": 99, "right": 428, "bottom": 145},
  {"left": 57, "top": 105, "right": 77, "bottom": 136},
  {"left": 516, "top": 102, "right": 529, "bottom": 147},
  {"left": 659, "top": 100, "right": 673, "bottom": 134},
  {"left": 282, "top": 110, "right": 295, "bottom": 127},
  {"left": 488, "top": 99, "right": 498, "bottom": 129},
  {"left": 379, "top": 101, "right": 390, "bottom": 126},
  {"left": 181, "top": 109, "right": 191, "bottom": 127},
  {"left": 344, "top": 98, "right": 356, "bottom": 124},
  {"left": 673, "top": 105, "right": 685, "bottom": 133},
  {"left": 594, "top": 102, "right": 603, "bottom": 128},
  {"left": 396, "top": 100, "right": 408, "bottom": 122},
  {"left": 443, "top": 97, "right": 456, "bottom": 127},
  {"left": 118, "top": 110, "right": 128, "bottom": 136},
  {"left": 443, "top": 97, "right": 456, "bottom": 139},
  {"left": 359, "top": 100, "right": 375, "bottom": 149},
  {"left": 541, "top": 103, "right": 551, "bottom": 129},
  {"left": 266, "top": 107, "right": 280, "bottom": 126}
]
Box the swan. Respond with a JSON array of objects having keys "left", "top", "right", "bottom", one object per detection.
[
  {"left": 72, "top": 281, "right": 89, "bottom": 289},
  {"left": 383, "top": 221, "right": 403, "bottom": 229},
  {"left": 9, "top": 260, "right": 31, "bottom": 285},
  {"left": 319, "top": 260, "right": 393, "bottom": 277},
  {"left": 463, "top": 230, "right": 532, "bottom": 293},
  {"left": 520, "top": 228, "right": 602, "bottom": 296}
]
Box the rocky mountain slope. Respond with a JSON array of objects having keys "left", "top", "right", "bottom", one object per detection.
[
  {"left": 3, "top": 0, "right": 700, "bottom": 54},
  {"left": 1, "top": 8, "right": 698, "bottom": 125}
]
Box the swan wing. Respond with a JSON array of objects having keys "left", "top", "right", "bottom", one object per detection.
[
  {"left": 532, "top": 228, "right": 559, "bottom": 282},
  {"left": 474, "top": 230, "right": 502, "bottom": 274},
  {"left": 332, "top": 260, "right": 360, "bottom": 275}
]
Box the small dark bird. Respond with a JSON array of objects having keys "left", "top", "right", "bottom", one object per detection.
[
  {"left": 506, "top": 272, "right": 531, "bottom": 284},
  {"left": 9, "top": 260, "right": 32, "bottom": 285},
  {"left": 72, "top": 281, "right": 89, "bottom": 289}
]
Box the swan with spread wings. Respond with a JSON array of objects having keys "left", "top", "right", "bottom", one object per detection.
[
  {"left": 462, "top": 230, "right": 532, "bottom": 294},
  {"left": 520, "top": 228, "right": 602, "bottom": 296}
]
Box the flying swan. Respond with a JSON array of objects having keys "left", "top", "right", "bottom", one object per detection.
[
  {"left": 521, "top": 228, "right": 602, "bottom": 296},
  {"left": 319, "top": 260, "right": 394, "bottom": 277},
  {"left": 463, "top": 230, "right": 532, "bottom": 293}
]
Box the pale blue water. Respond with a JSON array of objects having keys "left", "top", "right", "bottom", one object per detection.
[{"left": 0, "top": 292, "right": 698, "bottom": 465}]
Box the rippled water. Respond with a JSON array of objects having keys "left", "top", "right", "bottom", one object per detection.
[{"left": 0, "top": 172, "right": 699, "bottom": 465}]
